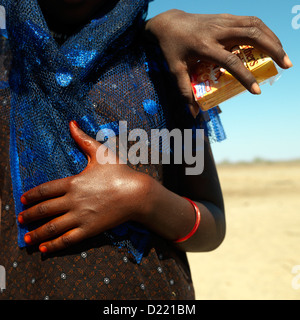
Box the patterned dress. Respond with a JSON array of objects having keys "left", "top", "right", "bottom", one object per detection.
[{"left": 0, "top": 34, "right": 196, "bottom": 300}]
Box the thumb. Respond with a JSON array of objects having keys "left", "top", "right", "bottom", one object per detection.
[
  {"left": 69, "top": 120, "right": 100, "bottom": 162},
  {"left": 174, "top": 63, "right": 200, "bottom": 118}
]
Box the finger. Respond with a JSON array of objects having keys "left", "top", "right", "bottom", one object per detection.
[
  {"left": 217, "top": 15, "right": 292, "bottom": 68},
  {"left": 21, "top": 177, "right": 71, "bottom": 205},
  {"left": 220, "top": 14, "right": 284, "bottom": 50},
  {"left": 24, "top": 214, "right": 76, "bottom": 246},
  {"left": 38, "top": 228, "right": 86, "bottom": 253},
  {"left": 19, "top": 196, "right": 69, "bottom": 224},
  {"left": 69, "top": 120, "right": 100, "bottom": 161},
  {"left": 228, "top": 26, "right": 290, "bottom": 69},
  {"left": 213, "top": 49, "right": 261, "bottom": 94},
  {"left": 224, "top": 15, "right": 283, "bottom": 46},
  {"left": 171, "top": 62, "right": 200, "bottom": 118}
]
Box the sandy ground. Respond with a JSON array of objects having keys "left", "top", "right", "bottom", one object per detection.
[{"left": 187, "top": 161, "right": 300, "bottom": 300}]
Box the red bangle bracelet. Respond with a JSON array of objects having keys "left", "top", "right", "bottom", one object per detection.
[{"left": 174, "top": 197, "right": 201, "bottom": 244}]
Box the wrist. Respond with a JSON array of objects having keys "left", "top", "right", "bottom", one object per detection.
[
  {"left": 131, "top": 174, "right": 198, "bottom": 242},
  {"left": 129, "top": 172, "right": 156, "bottom": 224}
]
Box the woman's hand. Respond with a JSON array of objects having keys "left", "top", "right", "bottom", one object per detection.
[
  {"left": 17, "top": 122, "right": 227, "bottom": 254},
  {"left": 18, "top": 121, "right": 150, "bottom": 253},
  {"left": 145, "top": 10, "right": 293, "bottom": 117}
]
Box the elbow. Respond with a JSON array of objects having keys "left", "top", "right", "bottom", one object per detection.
[
  {"left": 176, "top": 203, "right": 226, "bottom": 253},
  {"left": 202, "top": 208, "right": 226, "bottom": 252},
  {"left": 209, "top": 220, "right": 226, "bottom": 251}
]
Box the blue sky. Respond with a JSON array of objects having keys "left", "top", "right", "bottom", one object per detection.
[{"left": 148, "top": 0, "right": 300, "bottom": 163}]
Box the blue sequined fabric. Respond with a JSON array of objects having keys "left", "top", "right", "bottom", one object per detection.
[
  {"left": 1, "top": 0, "right": 225, "bottom": 263},
  {"left": 3, "top": 0, "right": 160, "bottom": 263}
]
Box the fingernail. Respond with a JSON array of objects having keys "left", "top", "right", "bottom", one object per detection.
[
  {"left": 24, "top": 234, "right": 32, "bottom": 244},
  {"left": 20, "top": 196, "right": 27, "bottom": 205},
  {"left": 18, "top": 214, "right": 24, "bottom": 224},
  {"left": 251, "top": 82, "right": 261, "bottom": 95},
  {"left": 71, "top": 120, "right": 80, "bottom": 128},
  {"left": 283, "top": 55, "right": 293, "bottom": 68},
  {"left": 39, "top": 245, "right": 48, "bottom": 253}
]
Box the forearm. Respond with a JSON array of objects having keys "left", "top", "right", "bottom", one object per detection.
[
  {"left": 135, "top": 174, "right": 225, "bottom": 252},
  {"left": 17, "top": 123, "right": 225, "bottom": 254}
]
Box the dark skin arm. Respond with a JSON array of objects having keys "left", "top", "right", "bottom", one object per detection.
[
  {"left": 139, "top": 135, "right": 225, "bottom": 252},
  {"left": 38, "top": 1, "right": 292, "bottom": 116},
  {"left": 145, "top": 9, "right": 293, "bottom": 117},
  {"left": 20, "top": 1, "right": 290, "bottom": 253},
  {"left": 19, "top": 121, "right": 224, "bottom": 253}
]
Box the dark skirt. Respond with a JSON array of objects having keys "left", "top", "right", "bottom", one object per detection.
[{"left": 0, "top": 163, "right": 195, "bottom": 300}]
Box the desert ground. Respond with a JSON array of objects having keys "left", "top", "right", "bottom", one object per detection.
[{"left": 187, "top": 160, "right": 300, "bottom": 300}]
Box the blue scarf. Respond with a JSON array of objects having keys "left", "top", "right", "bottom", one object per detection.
[
  {"left": 3, "top": 0, "right": 161, "bottom": 263},
  {"left": 1, "top": 0, "right": 225, "bottom": 263}
]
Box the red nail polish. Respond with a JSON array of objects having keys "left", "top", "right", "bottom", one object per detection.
[
  {"left": 20, "top": 196, "right": 27, "bottom": 205},
  {"left": 39, "top": 245, "right": 48, "bottom": 253},
  {"left": 71, "top": 120, "right": 80, "bottom": 128},
  {"left": 18, "top": 214, "right": 24, "bottom": 224},
  {"left": 24, "top": 234, "right": 32, "bottom": 244}
]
